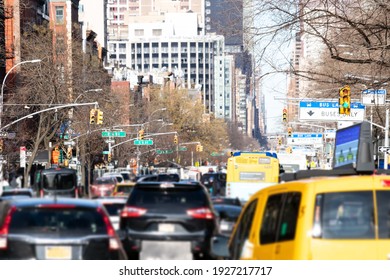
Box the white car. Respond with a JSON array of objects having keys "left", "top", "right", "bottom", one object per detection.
[{"left": 102, "top": 172, "right": 124, "bottom": 183}]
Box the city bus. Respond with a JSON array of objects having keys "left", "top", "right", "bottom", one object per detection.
[{"left": 226, "top": 152, "right": 280, "bottom": 202}]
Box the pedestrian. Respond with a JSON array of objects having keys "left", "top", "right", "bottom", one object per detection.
[{"left": 16, "top": 175, "right": 22, "bottom": 188}]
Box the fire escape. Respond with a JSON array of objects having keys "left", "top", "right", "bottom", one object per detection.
[{"left": 4, "top": 5, "right": 15, "bottom": 61}]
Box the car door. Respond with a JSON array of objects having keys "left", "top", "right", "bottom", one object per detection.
[{"left": 229, "top": 199, "right": 258, "bottom": 259}]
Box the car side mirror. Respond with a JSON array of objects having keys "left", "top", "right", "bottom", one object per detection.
[{"left": 210, "top": 234, "right": 231, "bottom": 260}]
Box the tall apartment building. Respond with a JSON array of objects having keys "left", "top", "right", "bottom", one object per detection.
[{"left": 128, "top": 34, "right": 225, "bottom": 113}]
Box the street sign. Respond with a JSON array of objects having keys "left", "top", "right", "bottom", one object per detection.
[
  {"left": 0, "top": 132, "right": 8, "bottom": 138},
  {"left": 299, "top": 101, "right": 365, "bottom": 121},
  {"left": 105, "top": 139, "right": 115, "bottom": 144},
  {"left": 64, "top": 141, "right": 75, "bottom": 146},
  {"left": 378, "top": 146, "right": 390, "bottom": 154},
  {"left": 102, "top": 151, "right": 110, "bottom": 155},
  {"left": 287, "top": 133, "right": 323, "bottom": 145},
  {"left": 179, "top": 146, "right": 187, "bottom": 151},
  {"left": 156, "top": 149, "right": 173, "bottom": 154},
  {"left": 101, "top": 131, "right": 126, "bottom": 137},
  {"left": 210, "top": 152, "right": 224, "bottom": 156},
  {"left": 362, "top": 89, "right": 386, "bottom": 105},
  {"left": 134, "top": 139, "right": 153, "bottom": 145}
]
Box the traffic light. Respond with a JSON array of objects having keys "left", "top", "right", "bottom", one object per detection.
[
  {"left": 339, "top": 85, "right": 351, "bottom": 115},
  {"left": 97, "top": 109, "right": 103, "bottom": 125},
  {"left": 89, "top": 109, "right": 97, "bottom": 124},
  {"left": 0, "top": 139, "right": 3, "bottom": 153},
  {"left": 196, "top": 144, "right": 200, "bottom": 152},
  {"left": 138, "top": 129, "right": 144, "bottom": 140},
  {"left": 108, "top": 153, "right": 112, "bottom": 162},
  {"left": 174, "top": 135, "right": 178, "bottom": 144},
  {"left": 282, "top": 108, "right": 288, "bottom": 123},
  {"left": 66, "top": 147, "right": 72, "bottom": 159},
  {"left": 199, "top": 145, "right": 203, "bottom": 152},
  {"left": 278, "top": 138, "right": 282, "bottom": 146},
  {"left": 287, "top": 127, "right": 292, "bottom": 137},
  {"left": 286, "top": 146, "right": 292, "bottom": 154}
]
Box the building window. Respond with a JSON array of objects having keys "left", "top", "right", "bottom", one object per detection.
[
  {"left": 134, "top": 29, "right": 144, "bottom": 36},
  {"left": 55, "top": 6, "right": 64, "bottom": 24},
  {"left": 152, "top": 29, "right": 162, "bottom": 36}
]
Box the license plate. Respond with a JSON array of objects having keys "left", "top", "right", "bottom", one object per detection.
[
  {"left": 220, "top": 222, "right": 230, "bottom": 231},
  {"left": 158, "top": 224, "right": 175, "bottom": 233},
  {"left": 45, "top": 246, "right": 72, "bottom": 260}
]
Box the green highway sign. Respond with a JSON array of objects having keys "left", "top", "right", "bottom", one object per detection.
[
  {"left": 102, "top": 151, "right": 110, "bottom": 154},
  {"left": 102, "top": 131, "right": 126, "bottom": 137},
  {"left": 134, "top": 139, "right": 153, "bottom": 145},
  {"left": 179, "top": 146, "right": 187, "bottom": 151},
  {"left": 156, "top": 149, "right": 173, "bottom": 154}
]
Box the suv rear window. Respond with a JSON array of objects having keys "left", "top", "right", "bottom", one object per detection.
[
  {"left": 128, "top": 186, "right": 207, "bottom": 209},
  {"left": 9, "top": 207, "right": 106, "bottom": 235},
  {"left": 43, "top": 173, "right": 75, "bottom": 190}
]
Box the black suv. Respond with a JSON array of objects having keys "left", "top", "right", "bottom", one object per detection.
[
  {"left": 0, "top": 198, "right": 127, "bottom": 260},
  {"left": 119, "top": 181, "right": 218, "bottom": 259}
]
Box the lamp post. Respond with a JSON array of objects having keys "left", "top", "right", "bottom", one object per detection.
[{"left": 0, "top": 59, "right": 42, "bottom": 129}]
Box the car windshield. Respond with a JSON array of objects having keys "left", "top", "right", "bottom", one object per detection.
[
  {"left": 94, "top": 177, "right": 115, "bottom": 185},
  {"left": 128, "top": 187, "right": 207, "bottom": 209},
  {"left": 43, "top": 173, "right": 75, "bottom": 190},
  {"left": 9, "top": 207, "right": 107, "bottom": 235}
]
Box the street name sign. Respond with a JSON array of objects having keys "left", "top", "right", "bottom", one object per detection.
[
  {"left": 101, "top": 131, "right": 126, "bottom": 137},
  {"left": 156, "top": 149, "right": 173, "bottom": 154},
  {"left": 179, "top": 146, "right": 187, "bottom": 151},
  {"left": 102, "top": 151, "right": 110, "bottom": 155},
  {"left": 362, "top": 89, "right": 386, "bottom": 105},
  {"left": 299, "top": 101, "right": 365, "bottom": 121},
  {"left": 287, "top": 133, "right": 323, "bottom": 145},
  {"left": 378, "top": 146, "right": 390, "bottom": 154},
  {"left": 105, "top": 139, "right": 115, "bottom": 144},
  {"left": 134, "top": 139, "right": 153, "bottom": 145},
  {"left": 64, "top": 141, "right": 75, "bottom": 146}
]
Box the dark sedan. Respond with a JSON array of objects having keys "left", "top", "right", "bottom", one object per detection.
[
  {"left": 0, "top": 198, "right": 127, "bottom": 260},
  {"left": 213, "top": 204, "right": 242, "bottom": 236}
]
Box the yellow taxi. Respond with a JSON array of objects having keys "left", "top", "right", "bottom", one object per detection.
[
  {"left": 217, "top": 173, "right": 390, "bottom": 260},
  {"left": 111, "top": 182, "right": 135, "bottom": 197}
]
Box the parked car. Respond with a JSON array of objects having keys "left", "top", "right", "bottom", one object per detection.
[
  {"left": 90, "top": 176, "right": 117, "bottom": 198},
  {"left": 112, "top": 182, "right": 135, "bottom": 197},
  {"left": 0, "top": 198, "right": 127, "bottom": 259},
  {"left": 119, "top": 181, "right": 218, "bottom": 259},
  {"left": 136, "top": 173, "right": 180, "bottom": 182},
  {"left": 96, "top": 197, "right": 127, "bottom": 230}
]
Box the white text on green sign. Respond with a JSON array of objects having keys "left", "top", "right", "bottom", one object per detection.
[
  {"left": 156, "top": 149, "right": 173, "bottom": 154},
  {"left": 102, "top": 131, "right": 126, "bottom": 137},
  {"left": 134, "top": 139, "right": 153, "bottom": 145}
]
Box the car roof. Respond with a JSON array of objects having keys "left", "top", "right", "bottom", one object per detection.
[
  {"left": 39, "top": 168, "right": 76, "bottom": 174},
  {"left": 95, "top": 197, "right": 127, "bottom": 204},
  {"left": 134, "top": 181, "right": 204, "bottom": 189},
  {"left": 2, "top": 197, "right": 101, "bottom": 208}
]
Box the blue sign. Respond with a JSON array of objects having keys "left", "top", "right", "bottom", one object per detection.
[
  {"left": 291, "top": 133, "right": 323, "bottom": 138},
  {"left": 299, "top": 101, "right": 365, "bottom": 109},
  {"left": 362, "top": 89, "right": 386, "bottom": 95}
]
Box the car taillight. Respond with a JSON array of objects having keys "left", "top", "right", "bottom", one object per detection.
[
  {"left": 382, "top": 180, "right": 390, "bottom": 187},
  {"left": 97, "top": 207, "right": 119, "bottom": 250},
  {"left": 120, "top": 206, "right": 147, "bottom": 218},
  {"left": 187, "top": 207, "right": 214, "bottom": 219},
  {"left": 0, "top": 206, "right": 17, "bottom": 249},
  {"left": 39, "top": 189, "right": 44, "bottom": 197}
]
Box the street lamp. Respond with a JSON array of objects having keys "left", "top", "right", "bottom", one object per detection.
[{"left": 0, "top": 59, "right": 42, "bottom": 128}]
